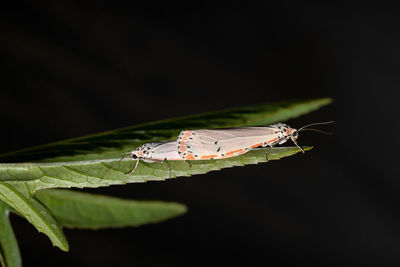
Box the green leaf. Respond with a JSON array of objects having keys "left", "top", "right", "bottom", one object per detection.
[
  {"left": 0, "top": 98, "right": 331, "bottom": 163},
  {"left": 0, "top": 146, "right": 311, "bottom": 193},
  {"left": 0, "top": 98, "right": 330, "bottom": 252},
  {"left": 36, "top": 189, "right": 187, "bottom": 229},
  {"left": 0, "top": 202, "right": 22, "bottom": 267},
  {"left": 0, "top": 183, "right": 68, "bottom": 251}
]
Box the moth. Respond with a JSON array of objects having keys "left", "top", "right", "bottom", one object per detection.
[{"left": 177, "top": 121, "right": 333, "bottom": 160}]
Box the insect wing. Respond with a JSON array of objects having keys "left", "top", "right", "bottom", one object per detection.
[
  {"left": 178, "top": 127, "right": 281, "bottom": 159},
  {"left": 146, "top": 141, "right": 183, "bottom": 161}
]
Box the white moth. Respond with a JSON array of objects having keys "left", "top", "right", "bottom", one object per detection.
[{"left": 177, "top": 121, "right": 333, "bottom": 160}]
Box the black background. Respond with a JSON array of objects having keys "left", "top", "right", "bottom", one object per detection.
[{"left": 2, "top": 1, "right": 400, "bottom": 266}]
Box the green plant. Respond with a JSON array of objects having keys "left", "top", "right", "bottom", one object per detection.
[{"left": 0, "top": 98, "right": 331, "bottom": 267}]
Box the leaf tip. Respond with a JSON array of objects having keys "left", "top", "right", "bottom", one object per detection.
[
  {"left": 303, "top": 146, "right": 313, "bottom": 152},
  {"left": 56, "top": 240, "right": 69, "bottom": 252}
]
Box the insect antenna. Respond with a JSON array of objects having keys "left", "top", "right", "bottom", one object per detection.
[
  {"left": 298, "top": 121, "right": 334, "bottom": 132},
  {"left": 291, "top": 121, "right": 333, "bottom": 153},
  {"left": 298, "top": 128, "right": 332, "bottom": 135},
  {"left": 103, "top": 152, "right": 131, "bottom": 178}
]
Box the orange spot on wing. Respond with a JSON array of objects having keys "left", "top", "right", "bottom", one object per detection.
[
  {"left": 185, "top": 153, "right": 195, "bottom": 160},
  {"left": 250, "top": 143, "right": 263, "bottom": 148},
  {"left": 200, "top": 154, "right": 218, "bottom": 159},
  {"left": 179, "top": 130, "right": 192, "bottom": 152}
]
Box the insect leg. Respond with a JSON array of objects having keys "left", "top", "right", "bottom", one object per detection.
[
  {"left": 124, "top": 158, "right": 140, "bottom": 176},
  {"left": 265, "top": 146, "right": 272, "bottom": 162},
  {"left": 185, "top": 160, "right": 192, "bottom": 168},
  {"left": 162, "top": 160, "right": 172, "bottom": 178},
  {"left": 292, "top": 139, "right": 305, "bottom": 153}
]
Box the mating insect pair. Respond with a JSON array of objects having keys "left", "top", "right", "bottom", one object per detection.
[{"left": 107, "top": 121, "right": 333, "bottom": 177}]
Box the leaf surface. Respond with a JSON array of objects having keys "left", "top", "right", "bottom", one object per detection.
[
  {"left": 0, "top": 184, "right": 68, "bottom": 251},
  {"left": 0, "top": 202, "right": 22, "bottom": 267},
  {"left": 36, "top": 189, "right": 187, "bottom": 229},
  {"left": 0, "top": 147, "right": 311, "bottom": 193}
]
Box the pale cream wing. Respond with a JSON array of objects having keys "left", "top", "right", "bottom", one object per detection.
[{"left": 177, "top": 127, "right": 280, "bottom": 159}]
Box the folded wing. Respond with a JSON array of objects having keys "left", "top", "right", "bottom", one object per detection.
[{"left": 177, "top": 127, "right": 280, "bottom": 160}]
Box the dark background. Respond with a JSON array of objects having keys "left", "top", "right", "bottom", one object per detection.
[{"left": 1, "top": 1, "right": 400, "bottom": 266}]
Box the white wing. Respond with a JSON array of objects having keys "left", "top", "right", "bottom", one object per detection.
[
  {"left": 178, "top": 127, "right": 282, "bottom": 159},
  {"left": 144, "top": 141, "right": 183, "bottom": 161}
]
